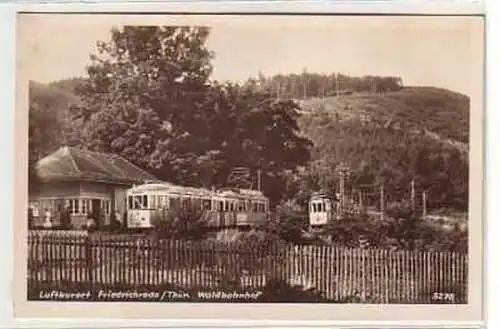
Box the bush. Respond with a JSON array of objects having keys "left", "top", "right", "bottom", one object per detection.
[
  {"left": 150, "top": 207, "right": 209, "bottom": 240},
  {"left": 258, "top": 202, "right": 311, "bottom": 245},
  {"left": 317, "top": 202, "right": 468, "bottom": 252}
]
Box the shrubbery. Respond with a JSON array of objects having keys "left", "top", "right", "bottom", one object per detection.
[
  {"left": 318, "top": 201, "right": 468, "bottom": 252},
  {"left": 149, "top": 207, "right": 210, "bottom": 240}
]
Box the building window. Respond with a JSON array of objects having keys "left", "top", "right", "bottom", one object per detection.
[
  {"left": 81, "top": 199, "right": 88, "bottom": 214},
  {"left": 101, "top": 199, "right": 110, "bottom": 214},
  {"left": 70, "top": 199, "right": 80, "bottom": 215},
  {"left": 29, "top": 202, "right": 41, "bottom": 217}
]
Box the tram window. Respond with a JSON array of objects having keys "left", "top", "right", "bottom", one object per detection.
[
  {"left": 202, "top": 199, "right": 211, "bottom": 211},
  {"left": 142, "top": 195, "right": 148, "bottom": 208},
  {"left": 317, "top": 203, "right": 322, "bottom": 212},
  {"left": 230, "top": 202, "right": 235, "bottom": 212},
  {"left": 238, "top": 201, "right": 244, "bottom": 212},
  {"left": 170, "top": 197, "right": 180, "bottom": 210},
  {"left": 128, "top": 196, "right": 133, "bottom": 209},
  {"left": 254, "top": 203, "right": 260, "bottom": 213},
  {"left": 133, "top": 196, "right": 141, "bottom": 209},
  {"left": 312, "top": 203, "right": 317, "bottom": 213},
  {"left": 182, "top": 198, "right": 191, "bottom": 210}
]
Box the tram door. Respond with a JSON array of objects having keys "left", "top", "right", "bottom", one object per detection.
[{"left": 91, "top": 199, "right": 102, "bottom": 229}]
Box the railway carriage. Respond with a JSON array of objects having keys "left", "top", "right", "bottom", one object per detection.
[
  {"left": 126, "top": 182, "right": 269, "bottom": 230},
  {"left": 308, "top": 192, "right": 340, "bottom": 227}
]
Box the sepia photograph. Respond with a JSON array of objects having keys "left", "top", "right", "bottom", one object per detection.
[{"left": 14, "top": 13, "right": 484, "bottom": 320}]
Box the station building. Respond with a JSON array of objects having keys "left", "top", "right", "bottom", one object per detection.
[{"left": 28, "top": 146, "right": 159, "bottom": 229}]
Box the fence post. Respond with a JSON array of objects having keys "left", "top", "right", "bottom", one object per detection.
[{"left": 85, "top": 234, "right": 93, "bottom": 286}]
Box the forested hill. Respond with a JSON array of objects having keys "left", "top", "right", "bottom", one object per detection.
[
  {"left": 298, "top": 86, "right": 469, "bottom": 145},
  {"left": 297, "top": 86, "right": 469, "bottom": 211}
]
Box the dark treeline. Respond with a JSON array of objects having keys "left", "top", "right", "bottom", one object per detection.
[{"left": 245, "top": 72, "right": 404, "bottom": 100}]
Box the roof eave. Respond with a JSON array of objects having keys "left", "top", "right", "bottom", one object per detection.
[{"left": 37, "top": 176, "right": 150, "bottom": 186}]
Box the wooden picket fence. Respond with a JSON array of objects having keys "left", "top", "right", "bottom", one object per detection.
[{"left": 27, "top": 230, "right": 468, "bottom": 303}]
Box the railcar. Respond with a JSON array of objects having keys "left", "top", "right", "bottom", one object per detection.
[
  {"left": 308, "top": 192, "right": 341, "bottom": 227},
  {"left": 126, "top": 182, "right": 269, "bottom": 229}
]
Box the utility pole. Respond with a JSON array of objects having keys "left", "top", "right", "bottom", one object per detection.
[
  {"left": 422, "top": 191, "right": 427, "bottom": 218},
  {"left": 339, "top": 171, "right": 345, "bottom": 213},
  {"left": 380, "top": 184, "right": 385, "bottom": 220},
  {"left": 335, "top": 162, "right": 350, "bottom": 214},
  {"left": 410, "top": 179, "right": 415, "bottom": 211},
  {"left": 257, "top": 169, "right": 262, "bottom": 191}
]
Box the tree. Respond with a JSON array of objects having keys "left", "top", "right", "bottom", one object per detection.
[
  {"left": 206, "top": 83, "right": 313, "bottom": 204},
  {"left": 72, "top": 26, "right": 215, "bottom": 184},
  {"left": 28, "top": 89, "right": 64, "bottom": 192}
]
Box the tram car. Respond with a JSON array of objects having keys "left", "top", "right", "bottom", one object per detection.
[
  {"left": 126, "top": 182, "right": 269, "bottom": 229},
  {"left": 308, "top": 192, "right": 341, "bottom": 227}
]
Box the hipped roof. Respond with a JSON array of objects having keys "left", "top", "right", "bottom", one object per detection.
[{"left": 36, "top": 146, "right": 159, "bottom": 185}]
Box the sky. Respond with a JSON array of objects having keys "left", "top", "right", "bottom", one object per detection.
[{"left": 18, "top": 15, "right": 483, "bottom": 96}]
